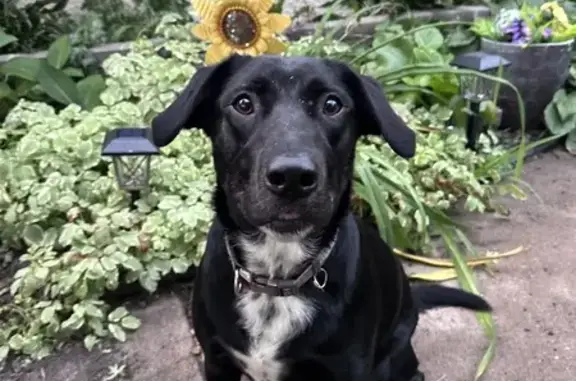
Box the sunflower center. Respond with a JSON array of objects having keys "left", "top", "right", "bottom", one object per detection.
[{"left": 221, "top": 9, "right": 258, "bottom": 47}]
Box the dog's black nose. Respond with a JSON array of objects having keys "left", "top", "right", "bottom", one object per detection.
[{"left": 266, "top": 155, "right": 318, "bottom": 197}]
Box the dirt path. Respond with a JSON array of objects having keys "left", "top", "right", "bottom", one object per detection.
[{"left": 414, "top": 148, "right": 576, "bottom": 381}]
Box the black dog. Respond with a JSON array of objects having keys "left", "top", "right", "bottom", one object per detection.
[{"left": 151, "top": 54, "right": 492, "bottom": 381}]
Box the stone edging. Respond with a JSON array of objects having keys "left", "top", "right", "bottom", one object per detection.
[
  {"left": 0, "top": 5, "right": 490, "bottom": 65},
  {"left": 285, "top": 5, "right": 491, "bottom": 40}
]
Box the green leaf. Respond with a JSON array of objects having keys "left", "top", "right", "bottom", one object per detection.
[
  {"left": 36, "top": 61, "right": 81, "bottom": 105},
  {"left": 77, "top": 74, "right": 106, "bottom": 110},
  {"left": 158, "top": 195, "right": 183, "bottom": 210},
  {"left": 8, "top": 334, "right": 24, "bottom": 350},
  {"left": 85, "top": 304, "right": 104, "bottom": 319},
  {"left": 139, "top": 270, "right": 160, "bottom": 293},
  {"left": 47, "top": 35, "right": 72, "bottom": 69},
  {"left": 565, "top": 128, "right": 576, "bottom": 154},
  {"left": 83, "top": 335, "right": 99, "bottom": 351},
  {"left": 0, "top": 57, "right": 42, "bottom": 81},
  {"left": 23, "top": 224, "right": 44, "bottom": 246},
  {"left": 108, "top": 306, "right": 129, "bottom": 322},
  {"left": 0, "top": 31, "right": 18, "bottom": 49},
  {"left": 100, "top": 256, "right": 117, "bottom": 272},
  {"left": 445, "top": 26, "right": 476, "bottom": 48},
  {"left": 108, "top": 323, "right": 127, "bottom": 342},
  {"left": 62, "top": 67, "right": 85, "bottom": 78},
  {"left": 40, "top": 306, "right": 56, "bottom": 324},
  {"left": 121, "top": 255, "right": 143, "bottom": 272},
  {"left": 61, "top": 313, "right": 85, "bottom": 331},
  {"left": 171, "top": 257, "right": 190, "bottom": 274},
  {"left": 373, "top": 45, "right": 408, "bottom": 72},
  {"left": 414, "top": 27, "right": 444, "bottom": 50},
  {"left": 544, "top": 100, "right": 576, "bottom": 136},
  {"left": 0, "top": 345, "right": 9, "bottom": 362},
  {"left": 120, "top": 316, "right": 142, "bottom": 330},
  {"left": 35, "top": 266, "right": 49, "bottom": 281},
  {"left": 412, "top": 47, "right": 445, "bottom": 64},
  {"left": 0, "top": 82, "right": 17, "bottom": 102},
  {"left": 58, "top": 223, "right": 85, "bottom": 247}
]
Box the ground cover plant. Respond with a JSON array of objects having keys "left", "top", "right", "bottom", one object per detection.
[{"left": 0, "top": 8, "right": 530, "bottom": 380}]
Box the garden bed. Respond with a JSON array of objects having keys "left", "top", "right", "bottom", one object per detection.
[{"left": 0, "top": 5, "right": 490, "bottom": 65}]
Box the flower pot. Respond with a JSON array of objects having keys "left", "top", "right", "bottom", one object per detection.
[{"left": 480, "top": 38, "right": 574, "bottom": 130}]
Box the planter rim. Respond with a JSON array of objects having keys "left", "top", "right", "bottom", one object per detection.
[{"left": 480, "top": 37, "right": 575, "bottom": 48}]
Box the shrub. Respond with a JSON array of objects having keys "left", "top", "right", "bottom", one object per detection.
[{"left": 0, "top": 16, "right": 508, "bottom": 362}]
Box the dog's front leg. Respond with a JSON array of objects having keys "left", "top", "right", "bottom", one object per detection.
[{"left": 202, "top": 347, "right": 243, "bottom": 381}]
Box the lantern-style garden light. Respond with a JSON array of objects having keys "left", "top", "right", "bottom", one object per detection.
[
  {"left": 451, "top": 51, "right": 511, "bottom": 150},
  {"left": 101, "top": 127, "right": 159, "bottom": 208}
]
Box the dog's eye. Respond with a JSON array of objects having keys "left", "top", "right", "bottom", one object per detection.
[
  {"left": 232, "top": 95, "right": 254, "bottom": 115},
  {"left": 323, "top": 95, "right": 343, "bottom": 116}
]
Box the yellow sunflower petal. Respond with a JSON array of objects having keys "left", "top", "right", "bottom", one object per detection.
[
  {"left": 191, "top": 0, "right": 215, "bottom": 20},
  {"left": 241, "top": 46, "right": 259, "bottom": 56},
  {"left": 255, "top": 38, "right": 268, "bottom": 54},
  {"left": 192, "top": 23, "right": 214, "bottom": 42},
  {"left": 205, "top": 43, "right": 233, "bottom": 65},
  {"left": 266, "top": 13, "right": 292, "bottom": 34},
  {"left": 249, "top": 0, "right": 275, "bottom": 13},
  {"left": 265, "top": 37, "right": 287, "bottom": 55},
  {"left": 261, "top": 29, "right": 272, "bottom": 38}
]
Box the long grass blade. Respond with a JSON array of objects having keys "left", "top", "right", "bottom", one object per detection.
[
  {"left": 384, "top": 83, "right": 451, "bottom": 104},
  {"left": 439, "top": 227, "right": 496, "bottom": 381},
  {"left": 394, "top": 246, "right": 524, "bottom": 267},
  {"left": 355, "top": 161, "right": 396, "bottom": 244}
]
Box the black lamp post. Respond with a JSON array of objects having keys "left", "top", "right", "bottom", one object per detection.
[
  {"left": 101, "top": 127, "right": 159, "bottom": 209},
  {"left": 451, "top": 51, "right": 511, "bottom": 150}
]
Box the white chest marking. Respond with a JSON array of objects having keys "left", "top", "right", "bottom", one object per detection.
[{"left": 230, "top": 229, "right": 317, "bottom": 381}]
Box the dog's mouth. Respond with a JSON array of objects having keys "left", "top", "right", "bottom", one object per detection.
[{"left": 266, "top": 213, "right": 309, "bottom": 234}]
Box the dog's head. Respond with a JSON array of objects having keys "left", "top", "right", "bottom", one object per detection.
[{"left": 152, "top": 55, "right": 415, "bottom": 235}]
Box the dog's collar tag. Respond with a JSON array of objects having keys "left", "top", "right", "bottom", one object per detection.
[
  {"left": 312, "top": 268, "right": 328, "bottom": 290},
  {"left": 224, "top": 230, "right": 338, "bottom": 297},
  {"left": 233, "top": 268, "right": 244, "bottom": 295}
]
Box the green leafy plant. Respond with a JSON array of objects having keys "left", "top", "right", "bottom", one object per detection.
[
  {"left": 544, "top": 87, "right": 576, "bottom": 152},
  {"left": 471, "top": 1, "right": 576, "bottom": 43},
  {"left": 0, "top": 30, "right": 18, "bottom": 50},
  {"left": 71, "top": 0, "right": 191, "bottom": 48},
  {"left": 0, "top": 0, "right": 75, "bottom": 55},
  {"left": 0, "top": 35, "right": 106, "bottom": 121}
]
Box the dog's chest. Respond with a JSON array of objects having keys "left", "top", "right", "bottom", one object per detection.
[{"left": 231, "top": 234, "right": 316, "bottom": 381}]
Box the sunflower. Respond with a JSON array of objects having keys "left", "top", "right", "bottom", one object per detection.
[{"left": 191, "top": 0, "right": 292, "bottom": 65}]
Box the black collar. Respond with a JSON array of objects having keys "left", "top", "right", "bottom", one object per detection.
[{"left": 224, "top": 230, "right": 339, "bottom": 297}]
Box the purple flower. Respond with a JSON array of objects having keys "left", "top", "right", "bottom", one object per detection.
[
  {"left": 542, "top": 28, "right": 552, "bottom": 39},
  {"left": 502, "top": 18, "right": 531, "bottom": 43}
]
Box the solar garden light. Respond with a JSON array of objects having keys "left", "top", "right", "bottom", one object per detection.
[
  {"left": 101, "top": 127, "right": 159, "bottom": 209},
  {"left": 451, "top": 51, "right": 511, "bottom": 150}
]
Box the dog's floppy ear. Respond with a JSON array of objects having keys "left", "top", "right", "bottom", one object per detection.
[
  {"left": 349, "top": 72, "right": 416, "bottom": 159},
  {"left": 151, "top": 54, "right": 250, "bottom": 147}
]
